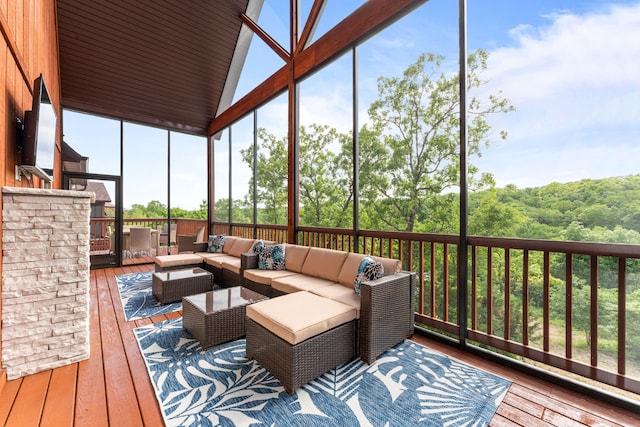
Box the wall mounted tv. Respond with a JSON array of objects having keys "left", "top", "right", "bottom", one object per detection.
[{"left": 21, "top": 74, "right": 57, "bottom": 182}]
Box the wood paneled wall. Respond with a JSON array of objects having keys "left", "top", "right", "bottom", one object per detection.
[{"left": 0, "top": 0, "right": 62, "bottom": 392}]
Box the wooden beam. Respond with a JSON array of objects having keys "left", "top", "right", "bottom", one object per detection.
[
  {"left": 296, "top": 0, "right": 327, "bottom": 54},
  {"left": 240, "top": 13, "right": 290, "bottom": 62},
  {"left": 209, "top": 66, "right": 288, "bottom": 136},
  {"left": 294, "top": 0, "right": 427, "bottom": 79},
  {"left": 209, "top": 0, "right": 426, "bottom": 136}
]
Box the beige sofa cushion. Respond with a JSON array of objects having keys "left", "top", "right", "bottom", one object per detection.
[
  {"left": 205, "top": 254, "right": 238, "bottom": 269},
  {"left": 337, "top": 253, "right": 367, "bottom": 286},
  {"left": 222, "top": 236, "right": 238, "bottom": 254},
  {"left": 284, "top": 244, "right": 310, "bottom": 272},
  {"left": 246, "top": 291, "right": 356, "bottom": 345},
  {"left": 310, "top": 284, "right": 361, "bottom": 318},
  {"left": 271, "top": 274, "right": 335, "bottom": 294},
  {"left": 372, "top": 255, "right": 402, "bottom": 276},
  {"left": 220, "top": 259, "right": 242, "bottom": 274},
  {"left": 244, "top": 269, "right": 299, "bottom": 285},
  {"left": 300, "top": 247, "right": 348, "bottom": 282},
  {"left": 227, "top": 238, "right": 256, "bottom": 257},
  {"left": 337, "top": 253, "right": 401, "bottom": 287},
  {"left": 198, "top": 252, "right": 226, "bottom": 261},
  {"left": 155, "top": 253, "right": 202, "bottom": 268}
]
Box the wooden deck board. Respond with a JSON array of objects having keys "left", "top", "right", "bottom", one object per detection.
[
  {"left": 95, "top": 268, "right": 144, "bottom": 427},
  {"left": 4, "top": 370, "right": 50, "bottom": 427},
  {"left": 0, "top": 264, "right": 637, "bottom": 427},
  {"left": 75, "top": 269, "right": 108, "bottom": 427},
  {"left": 41, "top": 364, "right": 78, "bottom": 426}
]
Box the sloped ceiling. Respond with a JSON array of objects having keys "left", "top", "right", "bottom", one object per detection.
[{"left": 57, "top": 0, "right": 261, "bottom": 136}]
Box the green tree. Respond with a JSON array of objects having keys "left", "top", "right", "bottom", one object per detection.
[
  {"left": 240, "top": 128, "right": 288, "bottom": 225},
  {"left": 469, "top": 190, "right": 525, "bottom": 236},
  {"left": 124, "top": 200, "right": 167, "bottom": 218},
  {"left": 366, "top": 49, "right": 514, "bottom": 232},
  {"left": 298, "top": 124, "right": 353, "bottom": 228}
]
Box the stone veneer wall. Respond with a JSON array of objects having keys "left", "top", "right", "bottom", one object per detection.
[{"left": 1, "top": 187, "right": 94, "bottom": 380}]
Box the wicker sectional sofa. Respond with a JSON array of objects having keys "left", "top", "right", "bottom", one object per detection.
[
  {"left": 155, "top": 236, "right": 416, "bottom": 365},
  {"left": 241, "top": 244, "right": 415, "bottom": 364}
]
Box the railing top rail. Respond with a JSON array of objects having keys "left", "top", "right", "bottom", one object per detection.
[
  {"left": 470, "top": 235, "right": 640, "bottom": 259},
  {"left": 176, "top": 221, "right": 640, "bottom": 259}
]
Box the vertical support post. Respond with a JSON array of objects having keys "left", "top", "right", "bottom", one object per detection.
[
  {"left": 353, "top": 46, "right": 360, "bottom": 253},
  {"left": 287, "top": 0, "right": 300, "bottom": 244},
  {"left": 228, "top": 127, "right": 233, "bottom": 236},
  {"left": 167, "top": 130, "right": 172, "bottom": 254},
  {"left": 458, "top": 0, "right": 469, "bottom": 347},
  {"left": 253, "top": 110, "right": 258, "bottom": 239},
  {"left": 208, "top": 133, "right": 214, "bottom": 237}
]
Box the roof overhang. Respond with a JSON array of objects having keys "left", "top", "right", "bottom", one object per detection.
[{"left": 57, "top": 0, "right": 263, "bottom": 136}]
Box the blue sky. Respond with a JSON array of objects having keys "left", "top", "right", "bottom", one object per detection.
[
  {"left": 221, "top": 0, "right": 640, "bottom": 197},
  {"left": 65, "top": 0, "right": 640, "bottom": 209}
]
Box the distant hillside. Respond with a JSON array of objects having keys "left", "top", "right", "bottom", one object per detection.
[{"left": 468, "top": 175, "right": 640, "bottom": 243}]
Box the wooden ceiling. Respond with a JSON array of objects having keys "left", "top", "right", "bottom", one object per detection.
[{"left": 56, "top": 0, "right": 260, "bottom": 136}]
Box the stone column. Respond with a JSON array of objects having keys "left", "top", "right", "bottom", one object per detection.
[{"left": 2, "top": 187, "right": 94, "bottom": 380}]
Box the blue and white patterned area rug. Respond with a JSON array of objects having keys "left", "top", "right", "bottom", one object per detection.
[
  {"left": 134, "top": 318, "right": 511, "bottom": 426},
  {"left": 116, "top": 272, "right": 181, "bottom": 321}
]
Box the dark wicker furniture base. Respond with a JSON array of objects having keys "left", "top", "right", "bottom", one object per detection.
[
  {"left": 204, "top": 263, "right": 224, "bottom": 286},
  {"left": 246, "top": 317, "right": 357, "bottom": 395},
  {"left": 183, "top": 287, "right": 268, "bottom": 349},
  {"left": 242, "top": 277, "right": 273, "bottom": 298},
  {"left": 152, "top": 267, "right": 213, "bottom": 304},
  {"left": 154, "top": 261, "right": 204, "bottom": 272}
]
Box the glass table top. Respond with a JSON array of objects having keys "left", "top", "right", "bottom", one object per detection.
[{"left": 184, "top": 287, "right": 267, "bottom": 314}]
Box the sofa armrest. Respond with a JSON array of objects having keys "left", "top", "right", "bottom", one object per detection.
[
  {"left": 194, "top": 241, "right": 208, "bottom": 252},
  {"left": 241, "top": 252, "right": 259, "bottom": 271},
  {"left": 359, "top": 270, "right": 415, "bottom": 364}
]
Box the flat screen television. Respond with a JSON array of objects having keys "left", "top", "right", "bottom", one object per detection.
[{"left": 21, "top": 74, "right": 56, "bottom": 182}]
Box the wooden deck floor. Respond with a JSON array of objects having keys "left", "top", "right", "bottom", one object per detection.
[{"left": 0, "top": 264, "right": 638, "bottom": 426}]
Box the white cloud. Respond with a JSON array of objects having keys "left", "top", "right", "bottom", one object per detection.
[{"left": 476, "top": 2, "right": 640, "bottom": 187}]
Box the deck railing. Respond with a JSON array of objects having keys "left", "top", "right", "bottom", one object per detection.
[{"left": 213, "top": 221, "right": 640, "bottom": 395}]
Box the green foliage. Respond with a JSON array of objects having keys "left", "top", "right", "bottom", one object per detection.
[
  {"left": 298, "top": 124, "right": 353, "bottom": 227},
  {"left": 364, "top": 50, "right": 513, "bottom": 232},
  {"left": 240, "top": 128, "right": 288, "bottom": 225},
  {"left": 124, "top": 199, "right": 208, "bottom": 220}
]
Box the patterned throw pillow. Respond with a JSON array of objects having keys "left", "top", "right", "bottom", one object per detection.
[
  {"left": 252, "top": 240, "right": 265, "bottom": 254},
  {"left": 258, "top": 244, "right": 286, "bottom": 270},
  {"left": 354, "top": 256, "right": 384, "bottom": 294},
  {"left": 207, "top": 234, "right": 225, "bottom": 253}
]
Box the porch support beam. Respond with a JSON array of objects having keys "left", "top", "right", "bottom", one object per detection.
[{"left": 208, "top": 0, "right": 426, "bottom": 136}]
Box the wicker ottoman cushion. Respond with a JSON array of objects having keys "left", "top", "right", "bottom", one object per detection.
[
  {"left": 310, "top": 284, "right": 361, "bottom": 317},
  {"left": 246, "top": 291, "right": 356, "bottom": 345}
]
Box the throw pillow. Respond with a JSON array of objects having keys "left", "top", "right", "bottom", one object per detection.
[
  {"left": 252, "top": 240, "right": 265, "bottom": 254},
  {"left": 354, "top": 256, "right": 384, "bottom": 294},
  {"left": 207, "top": 234, "right": 225, "bottom": 253},
  {"left": 258, "top": 244, "right": 286, "bottom": 270}
]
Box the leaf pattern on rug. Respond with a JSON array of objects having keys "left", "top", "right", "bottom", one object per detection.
[
  {"left": 115, "top": 272, "right": 182, "bottom": 321},
  {"left": 135, "top": 318, "right": 511, "bottom": 426}
]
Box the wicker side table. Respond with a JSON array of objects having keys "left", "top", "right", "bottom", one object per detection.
[
  {"left": 152, "top": 267, "right": 213, "bottom": 304},
  {"left": 183, "top": 287, "right": 268, "bottom": 350}
]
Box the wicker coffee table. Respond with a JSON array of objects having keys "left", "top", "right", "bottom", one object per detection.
[
  {"left": 152, "top": 267, "right": 213, "bottom": 304},
  {"left": 183, "top": 287, "right": 268, "bottom": 350}
]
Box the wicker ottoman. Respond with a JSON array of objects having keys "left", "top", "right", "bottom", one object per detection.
[
  {"left": 183, "top": 287, "right": 268, "bottom": 350},
  {"left": 246, "top": 291, "right": 357, "bottom": 394},
  {"left": 152, "top": 267, "right": 213, "bottom": 304}
]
